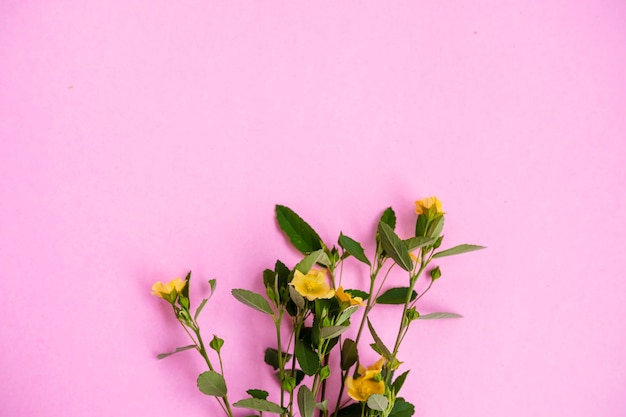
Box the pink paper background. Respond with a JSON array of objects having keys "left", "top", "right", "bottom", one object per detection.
[{"left": 1, "top": 1, "right": 625, "bottom": 416}]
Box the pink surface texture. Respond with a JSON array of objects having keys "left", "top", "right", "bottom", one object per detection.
[{"left": 1, "top": 1, "right": 625, "bottom": 416}]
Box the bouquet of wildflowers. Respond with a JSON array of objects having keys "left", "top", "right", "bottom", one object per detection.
[{"left": 151, "top": 197, "right": 483, "bottom": 417}]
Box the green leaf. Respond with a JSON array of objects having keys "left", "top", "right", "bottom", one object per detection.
[
  {"left": 289, "top": 285, "right": 306, "bottom": 310},
  {"left": 264, "top": 348, "right": 292, "bottom": 370},
  {"left": 427, "top": 216, "right": 445, "bottom": 238},
  {"left": 432, "top": 244, "right": 486, "bottom": 258},
  {"left": 295, "top": 342, "right": 320, "bottom": 376},
  {"left": 194, "top": 298, "right": 209, "bottom": 320},
  {"left": 338, "top": 233, "right": 370, "bottom": 266},
  {"left": 297, "top": 385, "right": 315, "bottom": 417},
  {"left": 340, "top": 338, "right": 358, "bottom": 371},
  {"left": 232, "top": 289, "right": 273, "bottom": 315},
  {"left": 181, "top": 271, "right": 191, "bottom": 301},
  {"left": 233, "top": 398, "right": 286, "bottom": 414},
  {"left": 275, "top": 205, "right": 324, "bottom": 254},
  {"left": 403, "top": 236, "right": 436, "bottom": 251},
  {"left": 335, "top": 305, "right": 359, "bottom": 326},
  {"left": 336, "top": 403, "right": 362, "bottom": 417},
  {"left": 295, "top": 249, "right": 330, "bottom": 273},
  {"left": 367, "top": 394, "right": 388, "bottom": 411},
  {"left": 377, "top": 222, "right": 413, "bottom": 271},
  {"left": 380, "top": 207, "right": 397, "bottom": 229},
  {"left": 319, "top": 325, "right": 349, "bottom": 340},
  {"left": 417, "top": 312, "right": 463, "bottom": 319},
  {"left": 376, "top": 287, "right": 417, "bottom": 305},
  {"left": 415, "top": 214, "right": 428, "bottom": 237},
  {"left": 367, "top": 319, "right": 393, "bottom": 362},
  {"left": 390, "top": 398, "right": 415, "bottom": 417},
  {"left": 276, "top": 369, "right": 305, "bottom": 386},
  {"left": 392, "top": 370, "right": 410, "bottom": 394},
  {"left": 157, "top": 344, "right": 196, "bottom": 359},
  {"left": 197, "top": 371, "right": 227, "bottom": 397},
  {"left": 247, "top": 389, "right": 269, "bottom": 400}
]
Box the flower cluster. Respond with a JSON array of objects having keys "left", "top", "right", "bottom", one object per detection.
[{"left": 151, "top": 198, "right": 483, "bottom": 417}]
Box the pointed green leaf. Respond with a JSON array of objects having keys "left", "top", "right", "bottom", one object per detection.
[
  {"left": 417, "top": 312, "right": 463, "bottom": 319},
  {"left": 295, "top": 342, "right": 320, "bottom": 376},
  {"left": 194, "top": 298, "right": 209, "bottom": 320},
  {"left": 345, "top": 289, "right": 369, "bottom": 300},
  {"left": 157, "top": 344, "right": 196, "bottom": 359},
  {"left": 392, "top": 370, "right": 410, "bottom": 394},
  {"left": 297, "top": 385, "right": 315, "bottom": 417},
  {"left": 197, "top": 371, "right": 227, "bottom": 397},
  {"left": 181, "top": 271, "right": 192, "bottom": 300},
  {"left": 415, "top": 214, "right": 428, "bottom": 237},
  {"left": 390, "top": 398, "right": 415, "bottom": 417},
  {"left": 233, "top": 398, "right": 286, "bottom": 414},
  {"left": 275, "top": 205, "right": 324, "bottom": 254},
  {"left": 340, "top": 338, "right": 358, "bottom": 371},
  {"left": 432, "top": 244, "right": 485, "bottom": 258},
  {"left": 232, "top": 289, "right": 273, "bottom": 315},
  {"left": 427, "top": 216, "right": 445, "bottom": 238},
  {"left": 367, "top": 319, "right": 392, "bottom": 362},
  {"left": 264, "top": 348, "right": 292, "bottom": 370},
  {"left": 367, "top": 394, "right": 388, "bottom": 411},
  {"left": 403, "top": 236, "right": 436, "bottom": 251},
  {"left": 380, "top": 207, "right": 397, "bottom": 229},
  {"left": 295, "top": 249, "right": 330, "bottom": 273},
  {"left": 335, "top": 305, "right": 359, "bottom": 326},
  {"left": 338, "top": 233, "right": 370, "bottom": 266},
  {"left": 377, "top": 222, "right": 413, "bottom": 271},
  {"left": 319, "top": 325, "right": 349, "bottom": 340},
  {"left": 376, "top": 287, "right": 417, "bottom": 305},
  {"left": 289, "top": 285, "right": 306, "bottom": 310},
  {"left": 247, "top": 389, "right": 269, "bottom": 400}
]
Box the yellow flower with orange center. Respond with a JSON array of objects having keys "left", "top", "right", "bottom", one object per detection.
[
  {"left": 335, "top": 286, "right": 365, "bottom": 306},
  {"left": 151, "top": 278, "right": 186, "bottom": 303},
  {"left": 414, "top": 196, "right": 444, "bottom": 219},
  {"left": 345, "top": 357, "right": 386, "bottom": 402},
  {"left": 290, "top": 269, "right": 335, "bottom": 301}
]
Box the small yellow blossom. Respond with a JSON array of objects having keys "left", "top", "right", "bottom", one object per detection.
[
  {"left": 345, "top": 357, "right": 386, "bottom": 402},
  {"left": 290, "top": 269, "right": 335, "bottom": 301},
  {"left": 151, "top": 278, "right": 186, "bottom": 302},
  {"left": 336, "top": 286, "right": 365, "bottom": 306},
  {"left": 415, "top": 196, "right": 444, "bottom": 219}
]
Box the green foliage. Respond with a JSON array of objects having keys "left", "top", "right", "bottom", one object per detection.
[
  {"left": 340, "top": 338, "right": 358, "bottom": 371},
  {"left": 197, "top": 371, "right": 227, "bottom": 397},
  {"left": 377, "top": 222, "right": 413, "bottom": 271},
  {"left": 389, "top": 398, "right": 415, "bottom": 417},
  {"left": 338, "top": 233, "right": 371, "bottom": 265},
  {"left": 275, "top": 205, "right": 324, "bottom": 254},
  {"left": 376, "top": 287, "right": 417, "bottom": 305},
  {"left": 246, "top": 389, "right": 269, "bottom": 400},
  {"left": 231, "top": 289, "right": 273, "bottom": 315},
  {"left": 152, "top": 198, "right": 483, "bottom": 417},
  {"left": 295, "top": 342, "right": 320, "bottom": 376},
  {"left": 157, "top": 344, "right": 196, "bottom": 360},
  {"left": 367, "top": 394, "right": 389, "bottom": 412},
  {"left": 417, "top": 312, "right": 463, "bottom": 320},
  {"left": 233, "top": 398, "right": 286, "bottom": 414},
  {"left": 432, "top": 244, "right": 486, "bottom": 258},
  {"left": 297, "top": 385, "right": 316, "bottom": 417}
]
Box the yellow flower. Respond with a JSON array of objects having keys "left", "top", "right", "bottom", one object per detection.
[
  {"left": 151, "top": 278, "right": 186, "bottom": 302},
  {"left": 345, "top": 358, "right": 386, "bottom": 402},
  {"left": 290, "top": 269, "right": 335, "bottom": 301},
  {"left": 415, "top": 196, "right": 444, "bottom": 219},
  {"left": 336, "top": 286, "right": 365, "bottom": 306}
]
